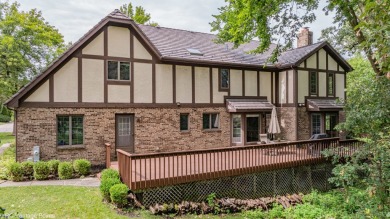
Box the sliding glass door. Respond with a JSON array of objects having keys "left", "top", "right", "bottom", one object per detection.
[{"left": 246, "top": 114, "right": 260, "bottom": 143}]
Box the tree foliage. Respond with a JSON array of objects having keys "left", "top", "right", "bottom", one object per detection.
[
  {"left": 119, "top": 2, "right": 158, "bottom": 27},
  {"left": 211, "top": 0, "right": 389, "bottom": 76},
  {"left": 0, "top": 2, "right": 66, "bottom": 104}
]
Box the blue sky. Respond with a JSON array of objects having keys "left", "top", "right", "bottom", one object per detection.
[{"left": 15, "top": 0, "right": 334, "bottom": 45}]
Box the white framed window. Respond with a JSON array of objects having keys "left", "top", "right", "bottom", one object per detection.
[
  {"left": 232, "top": 114, "right": 242, "bottom": 143},
  {"left": 203, "top": 113, "right": 219, "bottom": 130},
  {"left": 108, "top": 61, "right": 130, "bottom": 80},
  {"left": 311, "top": 113, "right": 322, "bottom": 135}
]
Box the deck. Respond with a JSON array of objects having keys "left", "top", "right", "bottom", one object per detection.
[{"left": 114, "top": 138, "right": 360, "bottom": 191}]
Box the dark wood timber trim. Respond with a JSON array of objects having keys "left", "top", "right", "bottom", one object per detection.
[
  {"left": 275, "top": 72, "right": 279, "bottom": 105},
  {"left": 80, "top": 54, "right": 153, "bottom": 64},
  {"left": 242, "top": 70, "right": 245, "bottom": 96},
  {"left": 20, "top": 102, "right": 226, "bottom": 108},
  {"left": 326, "top": 51, "right": 329, "bottom": 72},
  {"left": 130, "top": 31, "right": 134, "bottom": 103},
  {"left": 256, "top": 70, "right": 260, "bottom": 97},
  {"left": 191, "top": 66, "right": 195, "bottom": 104},
  {"left": 172, "top": 65, "right": 176, "bottom": 103},
  {"left": 271, "top": 72, "right": 274, "bottom": 103},
  {"left": 209, "top": 67, "right": 213, "bottom": 104},
  {"left": 152, "top": 61, "right": 156, "bottom": 103},
  {"left": 78, "top": 56, "right": 82, "bottom": 102},
  {"left": 104, "top": 27, "right": 108, "bottom": 103},
  {"left": 344, "top": 73, "right": 347, "bottom": 101},
  {"left": 286, "top": 71, "right": 289, "bottom": 104},
  {"left": 316, "top": 51, "right": 319, "bottom": 70},
  {"left": 49, "top": 75, "right": 54, "bottom": 102},
  {"left": 107, "top": 80, "right": 131, "bottom": 85},
  {"left": 296, "top": 67, "right": 345, "bottom": 74},
  {"left": 304, "top": 60, "right": 307, "bottom": 68}
]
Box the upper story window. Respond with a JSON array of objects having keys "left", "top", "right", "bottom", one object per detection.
[
  {"left": 219, "top": 68, "right": 229, "bottom": 90},
  {"left": 309, "top": 71, "right": 318, "bottom": 95},
  {"left": 180, "top": 113, "right": 189, "bottom": 131},
  {"left": 57, "top": 115, "right": 84, "bottom": 146},
  {"left": 327, "top": 73, "right": 335, "bottom": 96},
  {"left": 108, "top": 61, "right": 130, "bottom": 80},
  {"left": 203, "top": 113, "right": 220, "bottom": 130}
]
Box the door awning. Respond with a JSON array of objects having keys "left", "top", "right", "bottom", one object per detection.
[
  {"left": 226, "top": 99, "right": 274, "bottom": 112},
  {"left": 307, "top": 98, "right": 344, "bottom": 111}
]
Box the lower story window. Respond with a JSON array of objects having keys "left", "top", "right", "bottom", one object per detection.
[
  {"left": 57, "top": 116, "right": 84, "bottom": 146},
  {"left": 180, "top": 114, "right": 189, "bottom": 131},
  {"left": 203, "top": 113, "right": 219, "bottom": 130}
]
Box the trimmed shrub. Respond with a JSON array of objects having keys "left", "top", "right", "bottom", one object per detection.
[
  {"left": 100, "top": 169, "right": 120, "bottom": 181},
  {"left": 109, "top": 183, "right": 128, "bottom": 207},
  {"left": 21, "top": 161, "right": 34, "bottom": 179},
  {"left": 73, "top": 159, "right": 91, "bottom": 176},
  {"left": 47, "top": 160, "right": 60, "bottom": 176},
  {"left": 100, "top": 177, "right": 121, "bottom": 200},
  {"left": 8, "top": 162, "right": 23, "bottom": 181},
  {"left": 58, "top": 162, "right": 73, "bottom": 179},
  {"left": 0, "top": 114, "right": 10, "bottom": 123},
  {"left": 33, "top": 161, "right": 49, "bottom": 180}
]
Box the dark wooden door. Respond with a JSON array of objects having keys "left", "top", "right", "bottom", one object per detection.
[{"left": 115, "top": 114, "right": 134, "bottom": 153}]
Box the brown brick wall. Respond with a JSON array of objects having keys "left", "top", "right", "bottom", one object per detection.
[
  {"left": 297, "top": 107, "right": 310, "bottom": 140},
  {"left": 277, "top": 107, "right": 297, "bottom": 141},
  {"left": 16, "top": 107, "right": 230, "bottom": 165}
]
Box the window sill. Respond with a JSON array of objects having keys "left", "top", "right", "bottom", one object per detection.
[
  {"left": 202, "top": 129, "right": 221, "bottom": 133},
  {"left": 180, "top": 130, "right": 191, "bottom": 134},
  {"left": 57, "top": 145, "right": 85, "bottom": 150}
]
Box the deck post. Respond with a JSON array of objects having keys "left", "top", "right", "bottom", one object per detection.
[{"left": 105, "top": 143, "right": 111, "bottom": 168}]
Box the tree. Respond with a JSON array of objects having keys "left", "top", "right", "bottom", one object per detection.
[
  {"left": 119, "top": 2, "right": 158, "bottom": 26},
  {"left": 210, "top": 0, "right": 389, "bottom": 77},
  {"left": 0, "top": 2, "right": 66, "bottom": 104}
]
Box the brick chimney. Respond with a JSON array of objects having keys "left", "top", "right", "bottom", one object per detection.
[{"left": 297, "top": 27, "right": 313, "bottom": 47}]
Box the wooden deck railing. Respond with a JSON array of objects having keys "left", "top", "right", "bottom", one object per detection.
[{"left": 117, "top": 138, "right": 361, "bottom": 191}]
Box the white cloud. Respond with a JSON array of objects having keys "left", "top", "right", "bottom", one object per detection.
[{"left": 15, "top": 0, "right": 333, "bottom": 45}]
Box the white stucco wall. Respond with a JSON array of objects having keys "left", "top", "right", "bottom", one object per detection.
[
  {"left": 82, "top": 59, "right": 104, "bottom": 102},
  {"left": 259, "top": 71, "right": 271, "bottom": 101},
  {"left": 336, "top": 74, "right": 345, "bottom": 100},
  {"left": 134, "top": 63, "right": 152, "bottom": 103},
  {"left": 25, "top": 80, "right": 49, "bottom": 102},
  {"left": 318, "top": 72, "right": 327, "bottom": 96},
  {"left": 212, "top": 68, "right": 227, "bottom": 103},
  {"left": 82, "top": 32, "right": 104, "bottom": 56},
  {"left": 328, "top": 54, "right": 338, "bottom": 71},
  {"left": 318, "top": 49, "right": 326, "bottom": 70},
  {"left": 245, "top": 70, "right": 257, "bottom": 96},
  {"left": 54, "top": 58, "right": 78, "bottom": 102},
  {"left": 279, "top": 71, "right": 287, "bottom": 103},
  {"left": 175, "top": 65, "right": 192, "bottom": 103},
  {"left": 107, "top": 26, "right": 130, "bottom": 58},
  {"left": 306, "top": 52, "right": 317, "bottom": 69},
  {"left": 108, "top": 85, "right": 130, "bottom": 103},
  {"left": 298, "top": 70, "right": 309, "bottom": 103},
  {"left": 195, "top": 67, "right": 210, "bottom": 103},
  {"left": 156, "top": 64, "right": 173, "bottom": 103},
  {"left": 230, "top": 69, "right": 242, "bottom": 96},
  {"left": 134, "top": 36, "right": 152, "bottom": 60}
]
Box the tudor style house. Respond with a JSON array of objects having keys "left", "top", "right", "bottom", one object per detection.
[{"left": 6, "top": 10, "right": 352, "bottom": 165}]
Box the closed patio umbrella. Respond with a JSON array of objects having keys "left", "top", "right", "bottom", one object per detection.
[{"left": 268, "top": 107, "right": 281, "bottom": 140}]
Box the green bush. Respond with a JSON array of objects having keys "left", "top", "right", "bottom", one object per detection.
[
  {"left": 109, "top": 183, "right": 129, "bottom": 207},
  {"left": 33, "top": 161, "right": 49, "bottom": 180},
  {"left": 0, "top": 114, "right": 10, "bottom": 123},
  {"left": 73, "top": 159, "right": 91, "bottom": 176},
  {"left": 21, "top": 161, "right": 34, "bottom": 179},
  {"left": 47, "top": 160, "right": 60, "bottom": 176},
  {"left": 100, "top": 169, "right": 120, "bottom": 181},
  {"left": 8, "top": 162, "right": 23, "bottom": 181},
  {"left": 58, "top": 162, "right": 73, "bottom": 179},
  {"left": 100, "top": 177, "right": 121, "bottom": 200}
]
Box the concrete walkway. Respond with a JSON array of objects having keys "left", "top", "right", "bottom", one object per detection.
[
  {"left": 0, "top": 177, "right": 100, "bottom": 187},
  {"left": 0, "top": 122, "right": 13, "bottom": 133},
  {"left": 0, "top": 143, "right": 11, "bottom": 155}
]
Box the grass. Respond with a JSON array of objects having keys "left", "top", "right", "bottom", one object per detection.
[
  {"left": 0, "top": 186, "right": 130, "bottom": 219},
  {"left": 0, "top": 132, "right": 14, "bottom": 145},
  {"left": 0, "top": 142, "right": 15, "bottom": 179}
]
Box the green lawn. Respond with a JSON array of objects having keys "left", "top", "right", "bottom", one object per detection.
[
  {"left": 0, "top": 132, "right": 15, "bottom": 144},
  {"left": 0, "top": 186, "right": 131, "bottom": 219}
]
